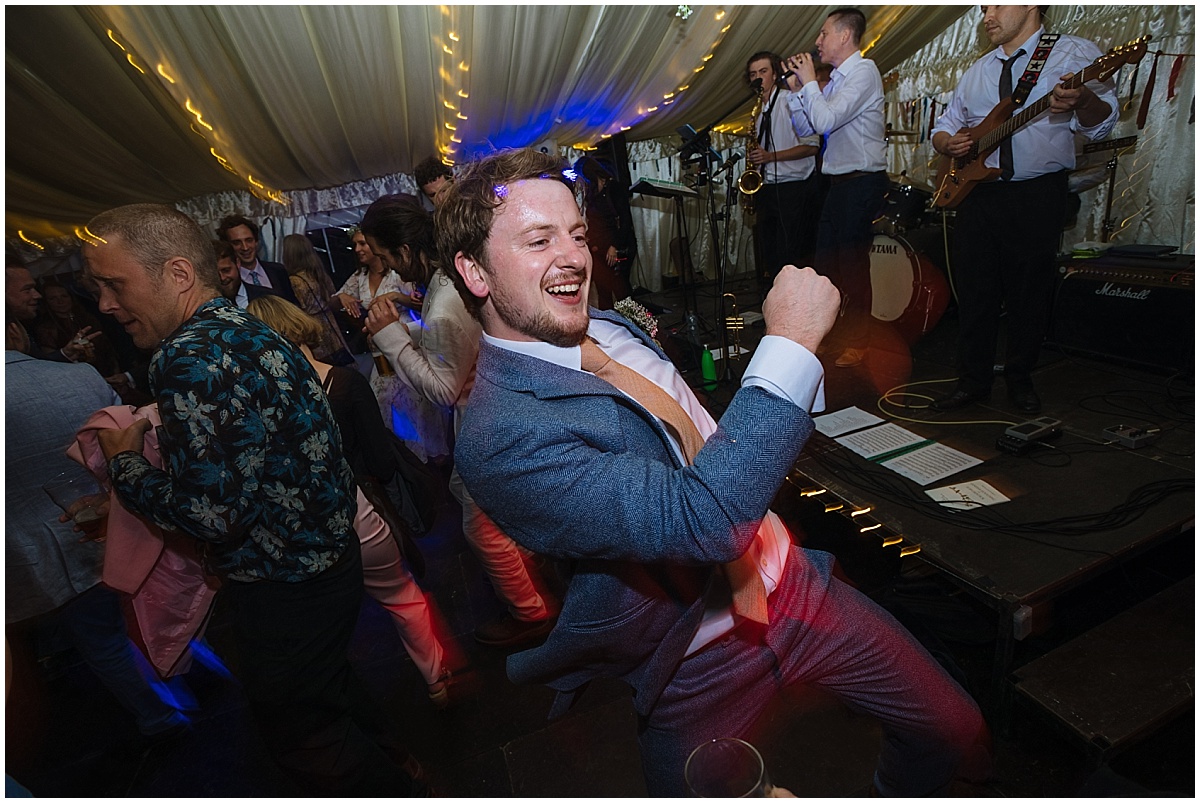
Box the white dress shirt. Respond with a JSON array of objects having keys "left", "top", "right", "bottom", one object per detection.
[
  {"left": 789, "top": 50, "right": 887, "bottom": 175},
  {"left": 239, "top": 260, "right": 274, "bottom": 290},
  {"left": 756, "top": 86, "right": 820, "bottom": 184},
  {"left": 485, "top": 320, "right": 826, "bottom": 653},
  {"left": 232, "top": 282, "right": 249, "bottom": 309},
  {"left": 932, "top": 28, "right": 1118, "bottom": 181}
]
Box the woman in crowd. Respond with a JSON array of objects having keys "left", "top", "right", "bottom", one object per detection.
[
  {"left": 362, "top": 195, "right": 554, "bottom": 646},
  {"left": 334, "top": 225, "right": 422, "bottom": 319},
  {"left": 246, "top": 295, "right": 452, "bottom": 706},
  {"left": 280, "top": 234, "right": 353, "bottom": 366},
  {"left": 357, "top": 198, "right": 456, "bottom": 464},
  {"left": 334, "top": 222, "right": 439, "bottom": 450}
]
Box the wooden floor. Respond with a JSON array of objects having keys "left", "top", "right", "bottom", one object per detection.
[{"left": 6, "top": 275, "right": 1195, "bottom": 797}]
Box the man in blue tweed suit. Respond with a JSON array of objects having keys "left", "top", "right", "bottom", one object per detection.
[{"left": 442, "top": 148, "right": 991, "bottom": 796}]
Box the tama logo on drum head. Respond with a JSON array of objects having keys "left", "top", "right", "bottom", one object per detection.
[{"left": 871, "top": 241, "right": 900, "bottom": 255}]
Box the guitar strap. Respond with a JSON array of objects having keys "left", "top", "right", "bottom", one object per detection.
[{"left": 1011, "top": 33, "right": 1060, "bottom": 107}]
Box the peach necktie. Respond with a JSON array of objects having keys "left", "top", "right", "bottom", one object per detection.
[{"left": 579, "top": 338, "right": 769, "bottom": 623}]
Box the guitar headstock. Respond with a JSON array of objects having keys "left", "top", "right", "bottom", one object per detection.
[{"left": 1093, "top": 35, "right": 1152, "bottom": 83}]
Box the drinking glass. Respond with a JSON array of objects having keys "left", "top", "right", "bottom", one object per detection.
[
  {"left": 42, "top": 470, "right": 107, "bottom": 533},
  {"left": 684, "top": 737, "right": 772, "bottom": 797}
]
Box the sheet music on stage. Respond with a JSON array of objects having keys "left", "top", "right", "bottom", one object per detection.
[{"left": 630, "top": 176, "right": 698, "bottom": 199}]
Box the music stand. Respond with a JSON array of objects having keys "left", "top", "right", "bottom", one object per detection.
[
  {"left": 630, "top": 176, "right": 708, "bottom": 358},
  {"left": 670, "top": 85, "right": 761, "bottom": 382}
]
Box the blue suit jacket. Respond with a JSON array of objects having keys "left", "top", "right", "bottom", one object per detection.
[
  {"left": 455, "top": 310, "right": 815, "bottom": 715},
  {"left": 5, "top": 351, "right": 120, "bottom": 622}
]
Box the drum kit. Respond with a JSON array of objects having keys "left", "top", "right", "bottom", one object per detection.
[{"left": 868, "top": 129, "right": 954, "bottom": 344}]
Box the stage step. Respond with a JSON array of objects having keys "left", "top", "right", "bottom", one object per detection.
[{"left": 1009, "top": 577, "right": 1194, "bottom": 761}]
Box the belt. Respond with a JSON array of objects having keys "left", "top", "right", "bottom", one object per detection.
[{"left": 828, "top": 170, "right": 884, "bottom": 185}]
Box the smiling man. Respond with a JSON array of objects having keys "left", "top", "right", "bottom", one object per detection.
[
  {"left": 443, "top": 148, "right": 992, "bottom": 796},
  {"left": 215, "top": 214, "right": 299, "bottom": 305},
  {"left": 82, "top": 203, "right": 425, "bottom": 795}
]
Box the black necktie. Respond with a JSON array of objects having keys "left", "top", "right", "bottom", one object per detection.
[
  {"left": 999, "top": 48, "right": 1025, "bottom": 182},
  {"left": 758, "top": 95, "right": 771, "bottom": 149}
]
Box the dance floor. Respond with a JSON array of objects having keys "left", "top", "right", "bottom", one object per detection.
[{"left": 6, "top": 273, "right": 1194, "bottom": 797}]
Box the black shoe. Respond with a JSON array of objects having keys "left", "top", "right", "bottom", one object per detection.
[
  {"left": 473, "top": 614, "right": 555, "bottom": 648},
  {"left": 1007, "top": 386, "right": 1041, "bottom": 413},
  {"left": 930, "top": 388, "right": 989, "bottom": 412}
]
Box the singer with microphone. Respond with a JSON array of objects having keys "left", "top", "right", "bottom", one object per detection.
[
  {"left": 744, "top": 51, "right": 821, "bottom": 291},
  {"left": 783, "top": 8, "right": 886, "bottom": 369}
]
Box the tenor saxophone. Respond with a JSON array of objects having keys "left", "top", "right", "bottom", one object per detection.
[{"left": 738, "top": 93, "right": 765, "bottom": 212}]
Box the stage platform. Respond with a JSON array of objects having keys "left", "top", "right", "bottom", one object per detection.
[{"left": 6, "top": 276, "right": 1194, "bottom": 797}]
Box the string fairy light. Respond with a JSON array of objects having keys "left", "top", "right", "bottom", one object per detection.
[
  {"left": 17, "top": 231, "right": 45, "bottom": 250},
  {"left": 591, "top": 7, "right": 733, "bottom": 145}
]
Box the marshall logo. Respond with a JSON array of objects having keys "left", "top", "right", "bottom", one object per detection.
[
  {"left": 871, "top": 242, "right": 899, "bottom": 255},
  {"left": 1095, "top": 282, "right": 1152, "bottom": 300}
]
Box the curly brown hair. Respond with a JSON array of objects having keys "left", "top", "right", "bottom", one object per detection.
[{"left": 434, "top": 148, "right": 573, "bottom": 319}]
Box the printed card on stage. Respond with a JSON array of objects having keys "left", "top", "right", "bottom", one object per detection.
[
  {"left": 814, "top": 406, "right": 884, "bottom": 437},
  {"left": 834, "top": 422, "right": 924, "bottom": 458},
  {"left": 880, "top": 443, "right": 983, "bottom": 486},
  {"left": 925, "top": 480, "right": 1011, "bottom": 510}
]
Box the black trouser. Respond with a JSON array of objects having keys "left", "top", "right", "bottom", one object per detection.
[
  {"left": 223, "top": 536, "right": 418, "bottom": 796},
  {"left": 814, "top": 171, "right": 888, "bottom": 348},
  {"left": 950, "top": 171, "right": 1068, "bottom": 394},
  {"left": 756, "top": 177, "right": 819, "bottom": 279}
]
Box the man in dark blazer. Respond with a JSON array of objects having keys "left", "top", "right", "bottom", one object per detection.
[
  {"left": 443, "top": 149, "right": 992, "bottom": 797},
  {"left": 215, "top": 214, "right": 299, "bottom": 305},
  {"left": 213, "top": 239, "right": 287, "bottom": 309}
]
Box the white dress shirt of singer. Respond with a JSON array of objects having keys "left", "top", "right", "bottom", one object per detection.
[{"left": 784, "top": 13, "right": 886, "bottom": 176}]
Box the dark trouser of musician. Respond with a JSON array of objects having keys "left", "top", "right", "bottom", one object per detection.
[
  {"left": 814, "top": 170, "right": 887, "bottom": 362},
  {"left": 950, "top": 171, "right": 1068, "bottom": 408},
  {"left": 756, "top": 177, "right": 818, "bottom": 283}
]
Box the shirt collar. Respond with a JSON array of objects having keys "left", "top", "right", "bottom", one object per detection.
[
  {"left": 991, "top": 26, "right": 1043, "bottom": 63},
  {"left": 481, "top": 319, "right": 621, "bottom": 372},
  {"left": 833, "top": 49, "right": 863, "bottom": 79},
  {"left": 483, "top": 331, "right": 582, "bottom": 371}
]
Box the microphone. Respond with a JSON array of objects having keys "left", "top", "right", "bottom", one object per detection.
[
  {"left": 750, "top": 77, "right": 764, "bottom": 94},
  {"left": 780, "top": 51, "right": 819, "bottom": 85},
  {"left": 723, "top": 153, "right": 742, "bottom": 171}
]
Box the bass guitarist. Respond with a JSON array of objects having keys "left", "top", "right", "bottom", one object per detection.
[{"left": 930, "top": 5, "right": 1117, "bottom": 413}]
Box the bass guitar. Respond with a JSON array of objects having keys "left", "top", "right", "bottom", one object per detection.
[{"left": 933, "top": 35, "right": 1149, "bottom": 209}]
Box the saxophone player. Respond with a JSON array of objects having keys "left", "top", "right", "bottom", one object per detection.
[{"left": 744, "top": 50, "right": 821, "bottom": 289}]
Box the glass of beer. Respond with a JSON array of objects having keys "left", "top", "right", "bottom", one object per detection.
[
  {"left": 684, "top": 738, "right": 772, "bottom": 797},
  {"left": 43, "top": 470, "right": 107, "bottom": 534}
]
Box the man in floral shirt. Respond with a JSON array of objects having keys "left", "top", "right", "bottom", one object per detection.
[{"left": 85, "top": 204, "right": 425, "bottom": 795}]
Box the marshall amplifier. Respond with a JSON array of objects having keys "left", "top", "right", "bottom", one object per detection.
[{"left": 1049, "top": 254, "right": 1194, "bottom": 373}]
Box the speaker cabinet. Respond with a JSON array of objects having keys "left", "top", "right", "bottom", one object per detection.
[{"left": 1049, "top": 256, "right": 1194, "bottom": 373}]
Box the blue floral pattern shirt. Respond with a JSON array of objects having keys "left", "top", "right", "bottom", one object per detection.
[{"left": 110, "top": 297, "right": 356, "bottom": 582}]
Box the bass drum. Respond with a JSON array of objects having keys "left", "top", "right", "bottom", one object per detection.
[{"left": 869, "top": 234, "right": 950, "bottom": 345}]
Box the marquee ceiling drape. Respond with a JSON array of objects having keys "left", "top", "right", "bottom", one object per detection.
[{"left": 6, "top": 5, "right": 969, "bottom": 243}]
